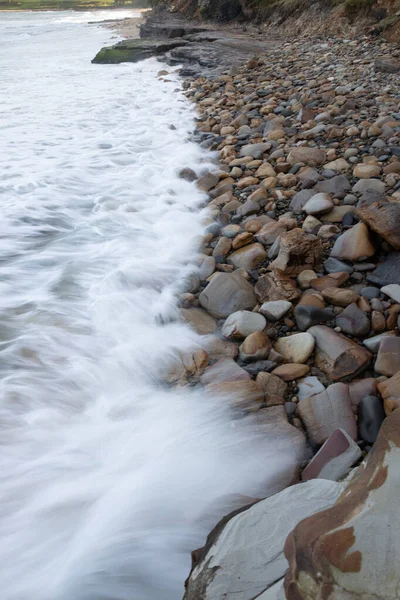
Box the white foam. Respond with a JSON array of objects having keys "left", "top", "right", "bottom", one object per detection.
[{"left": 0, "top": 14, "right": 285, "bottom": 600}]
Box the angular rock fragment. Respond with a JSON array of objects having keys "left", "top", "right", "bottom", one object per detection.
[
  {"left": 255, "top": 270, "right": 301, "bottom": 303},
  {"left": 330, "top": 222, "right": 376, "bottom": 261},
  {"left": 301, "top": 429, "right": 362, "bottom": 482},
  {"left": 268, "top": 229, "right": 323, "bottom": 277},
  {"left": 308, "top": 325, "right": 372, "bottom": 381},
  {"left": 335, "top": 303, "right": 370, "bottom": 337}
]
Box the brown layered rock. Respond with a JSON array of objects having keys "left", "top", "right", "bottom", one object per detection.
[
  {"left": 357, "top": 200, "right": 400, "bottom": 251},
  {"left": 255, "top": 269, "right": 301, "bottom": 303},
  {"left": 268, "top": 229, "right": 323, "bottom": 277},
  {"left": 308, "top": 325, "right": 372, "bottom": 381},
  {"left": 284, "top": 409, "right": 400, "bottom": 600}
]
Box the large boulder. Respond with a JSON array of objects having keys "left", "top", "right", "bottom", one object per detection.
[
  {"left": 284, "top": 409, "right": 400, "bottom": 600},
  {"left": 199, "top": 271, "right": 257, "bottom": 319},
  {"left": 183, "top": 479, "right": 343, "bottom": 600}
]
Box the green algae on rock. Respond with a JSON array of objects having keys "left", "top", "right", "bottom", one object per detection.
[{"left": 91, "top": 38, "right": 188, "bottom": 64}]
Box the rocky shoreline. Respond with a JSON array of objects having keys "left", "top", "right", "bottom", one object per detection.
[{"left": 97, "top": 13, "right": 400, "bottom": 599}]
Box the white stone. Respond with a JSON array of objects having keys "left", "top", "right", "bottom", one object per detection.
[
  {"left": 222, "top": 310, "right": 266, "bottom": 339},
  {"left": 184, "top": 480, "right": 343, "bottom": 600},
  {"left": 297, "top": 376, "right": 325, "bottom": 401},
  {"left": 381, "top": 284, "right": 400, "bottom": 303},
  {"left": 302, "top": 193, "right": 333, "bottom": 216},
  {"left": 274, "top": 333, "right": 315, "bottom": 364},
  {"left": 259, "top": 300, "right": 292, "bottom": 322}
]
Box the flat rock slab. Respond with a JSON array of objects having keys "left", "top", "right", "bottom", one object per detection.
[
  {"left": 367, "top": 252, "right": 400, "bottom": 286},
  {"left": 284, "top": 410, "right": 400, "bottom": 600},
  {"left": 92, "top": 38, "right": 189, "bottom": 64},
  {"left": 184, "top": 479, "right": 343, "bottom": 600}
]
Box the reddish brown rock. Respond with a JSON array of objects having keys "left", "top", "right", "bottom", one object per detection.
[
  {"left": 308, "top": 325, "right": 372, "bottom": 381},
  {"left": 284, "top": 409, "right": 400, "bottom": 600},
  {"left": 321, "top": 287, "right": 360, "bottom": 307},
  {"left": 375, "top": 336, "right": 400, "bottom": 377},
  {"left": 255, "top": 269, "right": 301, "bottom": 303},
  {"left": 357, "top": 200, "right": 400, "bottom": 251},
  {"left": 272, "top": 363, "right": 310, "bottom": 381},
  {"left": 268, "top": 228, "right": 323, "bottom": 277},
  {"left": 377, "top": 369, "right": 400, "bottom": 414},
  {"left": 311, "top": 272, "right": 350, "bottom": 292}
]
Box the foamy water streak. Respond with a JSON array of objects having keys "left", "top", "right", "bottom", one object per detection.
[{"left": 0, "top": 12, "right": 283, "bottom": 600}]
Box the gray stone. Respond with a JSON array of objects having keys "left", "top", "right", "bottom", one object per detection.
[
  {"left": 294, "top": 305, "right": 333, "bottom": 331},
  {"left": 240, "top": 143, "right": 271, "bottom": 158},
  {"left": 324, "top": 258, "right": 353, "bottom": 274},
  {"left": 360, "top": 286, "right": 380, "bottom": 300},
  {"left": 367, "top": 253, "right": 400, "bottom": 286},
  {"left": 259, "top": 300, "right": 292, "bottom": 322},
  {"left": 222, "top": 310, "right": 266, "bottom": 339},
  {"left": 315, "top": 175, "right": 351, "bottom": 198},
  {"left": 335, "top": 303, "right": 370, "bottom": 337},
  {"left": 363, "top": 331, "right": 397, "bottom": 352},
  {"left": 199, "top": 272, "right": 257, "bottom": 319},
  {"left": 289, "top": 189, "right": 315, "bottom": 214},
  {"left": 358, "top": 395, "right": 386, "bottom": 444}
]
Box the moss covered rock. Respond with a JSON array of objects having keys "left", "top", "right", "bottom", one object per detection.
[{"left": 91, "top": 38, "right": 188, "bottom": 64}]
